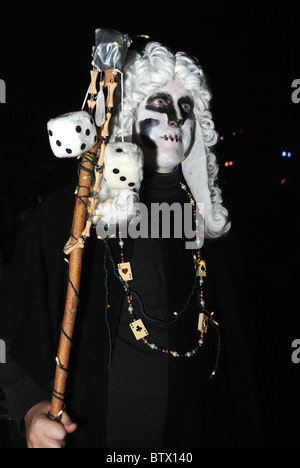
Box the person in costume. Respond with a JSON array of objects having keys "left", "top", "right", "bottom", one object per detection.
[{"left": 0, "top": 41, "right": 262, "bottom": 448}]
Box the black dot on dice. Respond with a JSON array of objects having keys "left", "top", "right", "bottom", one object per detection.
[
  {"left": 48, "top": 130, "right": 53, "bottom": 136},
  {"left": 76, "top": 126, "right": 82, "bottom": 133},
  {"left": 120, "top": 176, "right": 126, "bottom": 181},
  {"left": 66, "top": 148, "right": 72, "bottom": 154},
  {"left": 113, "top": 168, "right": 120, "bottom": 174},
  {"left": 116, "top": 148, "right": 123, "bottom": 153},
  {"left": 86, "top": 129, "right": 90, "bottom": 136},
  {"left": 56, "top": 140, "right": 61, "bottom": 147},
  {"left": 128, "top": 182, "right": 135, "bottom": 187},
  {"left": 81, "top": 143, "right": 86, "bottom": 151}
]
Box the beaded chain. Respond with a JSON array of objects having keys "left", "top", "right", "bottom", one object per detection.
[{"left": 115, "top": 181, "right": 209, "bottom": 358}]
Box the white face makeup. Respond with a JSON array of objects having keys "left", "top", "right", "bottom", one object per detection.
[{"left": 134, "top": 80, "right": 195, "bottom": 174}]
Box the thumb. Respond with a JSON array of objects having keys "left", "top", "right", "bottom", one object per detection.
[{"left": 60, "top": 411, "right": 77, "bottom": 434}]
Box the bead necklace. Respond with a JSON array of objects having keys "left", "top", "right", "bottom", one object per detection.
[{"left": 115, "top": 181, "right": 210, "bottom": 358}]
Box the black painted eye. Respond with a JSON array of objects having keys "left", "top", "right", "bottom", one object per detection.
[
  {"left": 150, "top": 97, "right": 168, "bottom": 108},
  {"left": 181, "top": 103, "right": 192, "bottom": 113},
  {"left": 113, "top": 168, "right": 120, "bottom": 174}
]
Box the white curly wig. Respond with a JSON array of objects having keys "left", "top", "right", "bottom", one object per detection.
[{"left": 110, "top": 42, "right": 231, "bottom": 239}]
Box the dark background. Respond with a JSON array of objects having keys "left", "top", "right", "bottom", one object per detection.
[{"left": 0, "top": 4, "right": 299, "bottom": 448}]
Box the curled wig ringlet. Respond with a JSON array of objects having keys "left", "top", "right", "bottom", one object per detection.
[{"left": 110, "top": 42, "right": 231, "bottom": 239}]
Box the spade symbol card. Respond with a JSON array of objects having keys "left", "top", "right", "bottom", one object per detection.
[
  {"left": 118, "top": 262, "right": 133, "bottom": 281},
  {"left": 129, "top": 319, "right": 149, "bottom": 340}
]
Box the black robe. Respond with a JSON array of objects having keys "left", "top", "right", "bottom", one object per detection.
[{"left": 0, "top": 167, "right": 263, "bottom": 448}]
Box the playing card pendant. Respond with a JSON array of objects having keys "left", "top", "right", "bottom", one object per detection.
[
  {"left": 129, "top": 319, "right": 149, "bottom": 340},
  {"left": 118, "top": 262, "right": 133, "bottom": 281},
  {"left": 197, "top": 260, "right": 207, "bottom": 277},
  {"left": 198, "top": 313, "right": 208, "bottom": 334}
]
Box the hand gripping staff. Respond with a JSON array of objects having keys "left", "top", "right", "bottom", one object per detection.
[{"left": 47, "top": 29, "right": 132, "bottom": 422}]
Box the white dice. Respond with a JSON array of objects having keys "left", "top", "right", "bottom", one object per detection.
[
  {"left": 47, "top": 110, "right": 97, "bottom": 158},
  {"left": 102, "top": 142, "right": 144, "bottom": 191},
  {"left": 93, "top": 142, "right": 144, "bottom": 226}
]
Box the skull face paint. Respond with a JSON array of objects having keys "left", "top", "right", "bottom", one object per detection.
[{"left": 134, "top": 81, "right": 195, "bottom": 173}]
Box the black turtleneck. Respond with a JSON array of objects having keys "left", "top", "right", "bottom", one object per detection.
[
  {"left": 106, "top": 166, "right": 200, "bottom": 448},
  {"left": 140, "top": 165, "right": 186, "bottom": 203}
]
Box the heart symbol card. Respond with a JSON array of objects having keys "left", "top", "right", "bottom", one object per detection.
[{"left": 117, "top": 262, "right": 133, "bottom": 281}]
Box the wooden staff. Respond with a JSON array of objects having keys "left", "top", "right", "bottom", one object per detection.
[{"left": 48, "top": 69, "right": 117, "bottom": 421}]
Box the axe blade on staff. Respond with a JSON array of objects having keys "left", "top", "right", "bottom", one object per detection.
[{"left": 48, "top": 29, "right": 132, "bottom": 422}]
